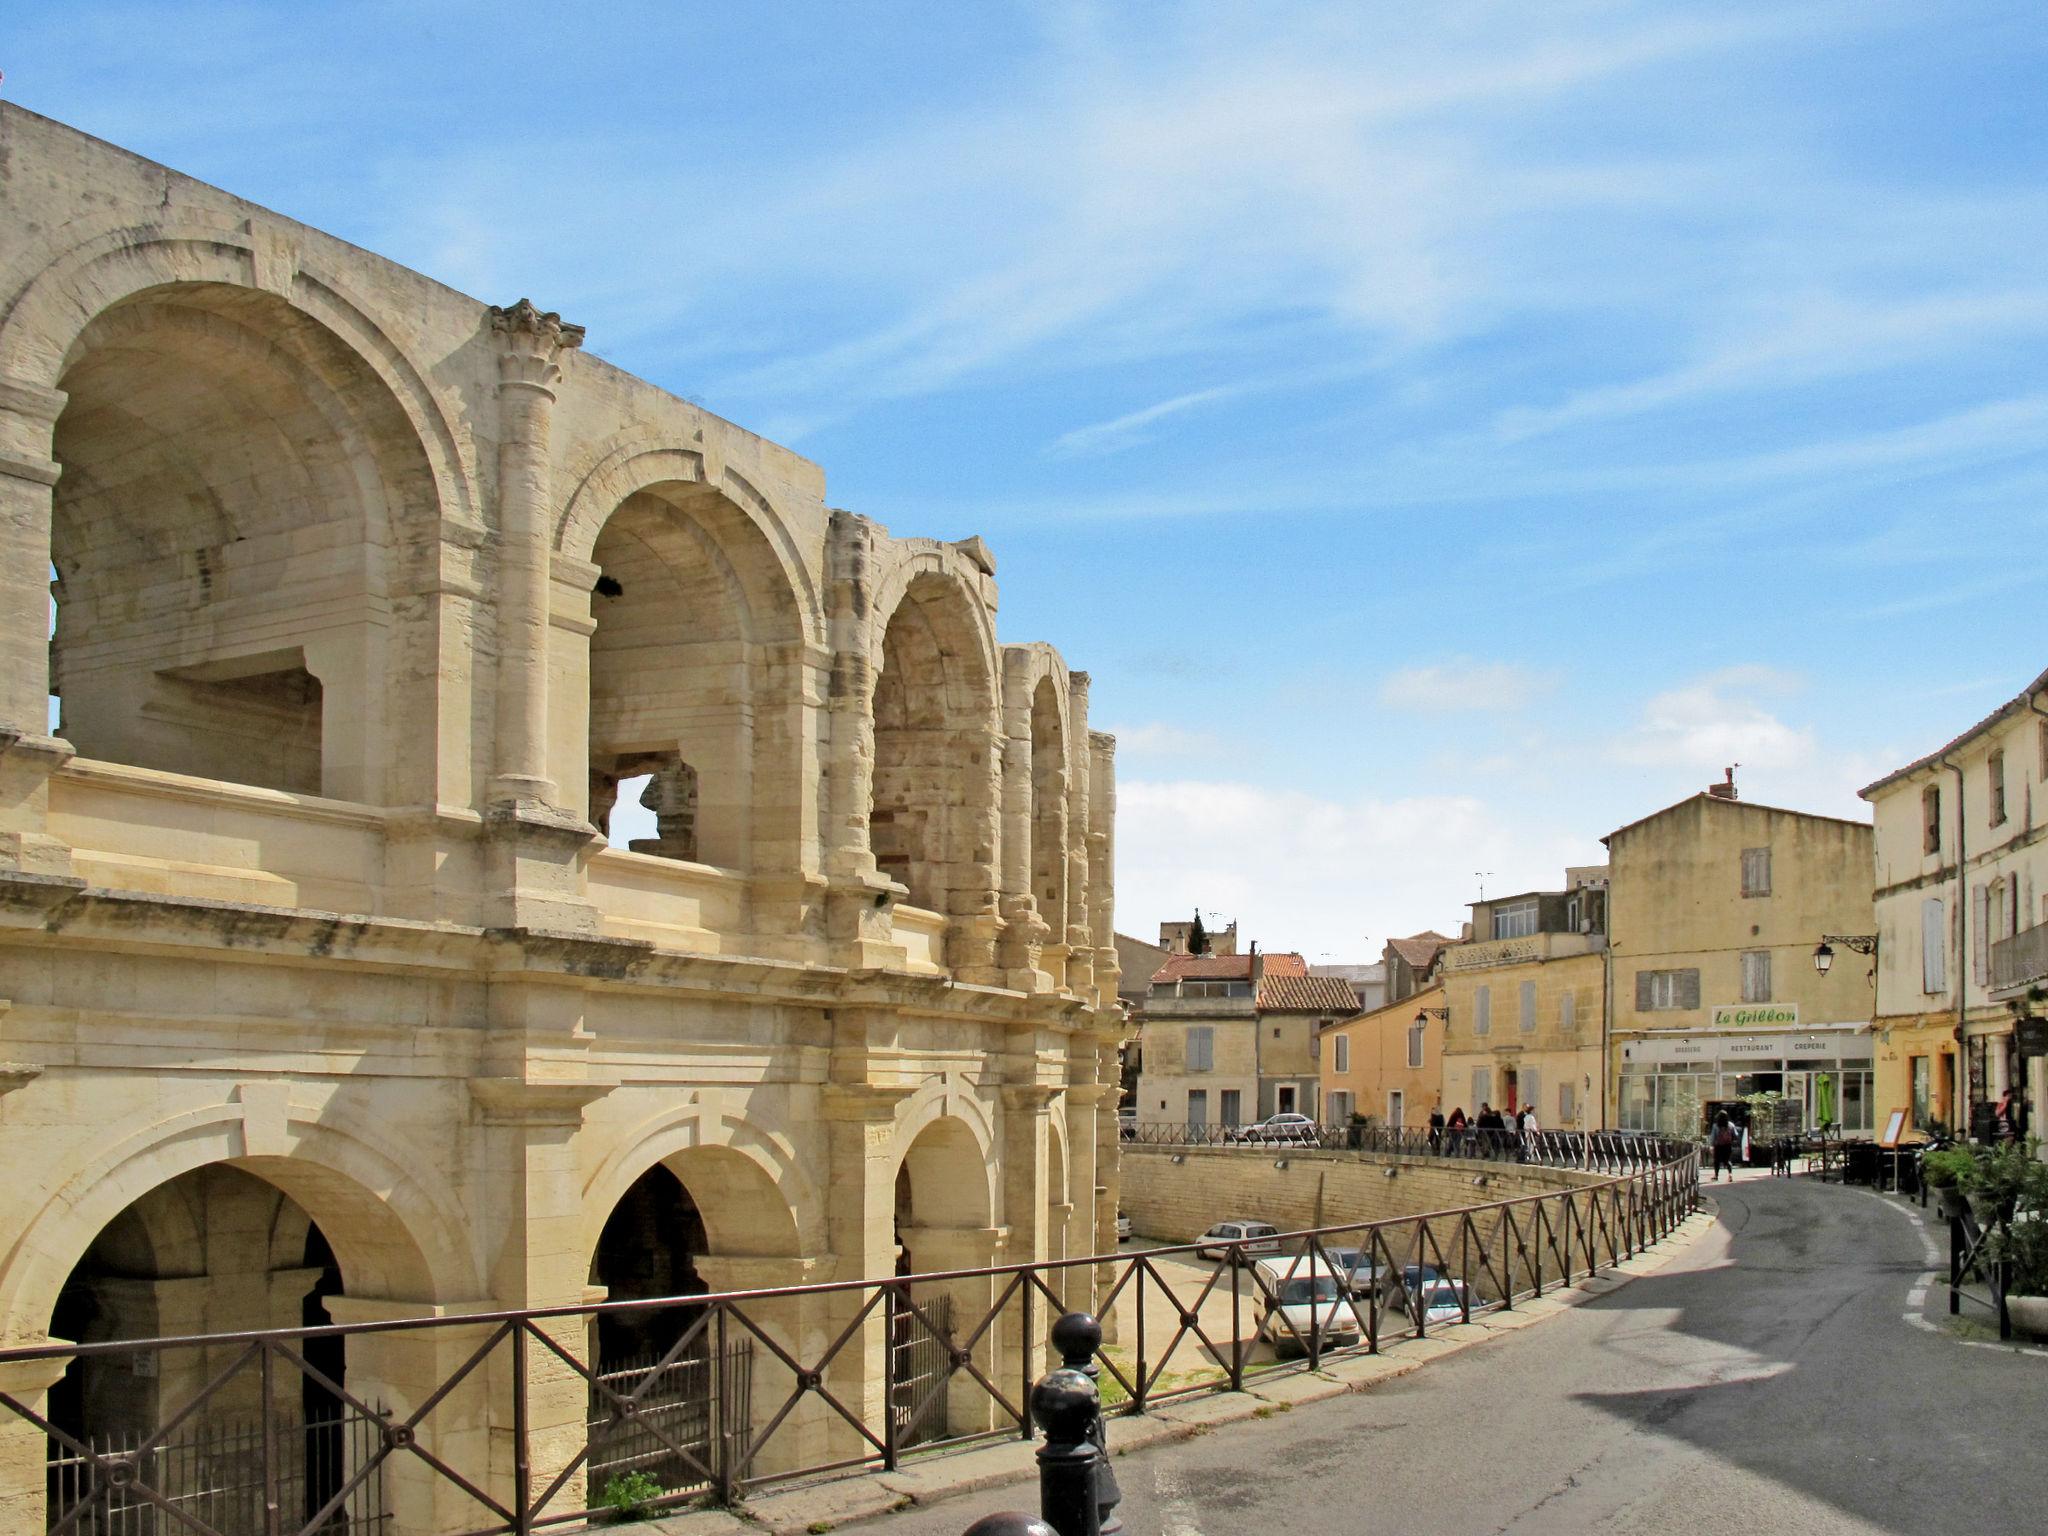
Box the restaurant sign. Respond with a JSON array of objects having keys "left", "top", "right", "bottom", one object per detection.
[{"left": 1710, "top": 1004, "right": 1798, "bottom": 1030}]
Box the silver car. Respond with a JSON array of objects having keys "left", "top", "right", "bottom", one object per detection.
[{"left": 1194, "top": 1219, "right": 1283, "bottom": 1263}]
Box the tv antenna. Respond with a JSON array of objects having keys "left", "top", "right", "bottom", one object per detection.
[{"left": 1475, "top": 871, "right": 1494, "bottom": 901}]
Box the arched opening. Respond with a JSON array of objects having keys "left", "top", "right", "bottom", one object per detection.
[
  {"left": 888, "top": 1117, "right": 999, "bottom": 1444},
  {"left": 582, "top": 1147, "right": 801, "bottom": 1498},
  {"left": 1029, "top": 677, "right": 1067, "bottom": 930},
  {"left": 43, "top": 1165, "right": 390, "bottom": 1535},
  {"left": 47, "top": 283, "right": 436, "bottom": 804},
  {"left": 583, "top": 485, "right": 800, "bottom": 872},
  {"left": 870, "top": 575, "right": 996, "bottom": 916}
]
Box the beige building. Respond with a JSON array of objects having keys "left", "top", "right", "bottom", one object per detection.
[
  {"left": 0, "top": 105, "right": 1125, "bottom": 1528},
  {"left": 1439, "top": 873, "right": 1607, "bottom": 1129},
  {"left": 1861, "top": 666, "right": 2048, "bottom": 1140},
  {"left": 1133, "top": 950, "right": 1357, "bottom": 1127},
  {"left": 1319, "top": 980, "right": 1444, "bottom": 1129},
  {"left": 1605, "top": 781, "right": 1875, "bottom": 1138}
]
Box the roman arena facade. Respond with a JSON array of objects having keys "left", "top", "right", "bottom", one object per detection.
[{"left": 0, "top": 105, "right": 1123, "bottom": 1529}]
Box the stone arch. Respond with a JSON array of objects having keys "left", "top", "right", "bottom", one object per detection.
[
  {"left": 552, "top": 445, "right": 818, "bottom": 872},
  {"left": 870, "top": 570, "right": 1001, "bottom": 917},
  {"left": 553, "top": 438, "right": 822, "bottom": 643},
  {"left": 41, "top": 265, "right": 450, "bottom": 805},
  {"left": 0, "top": 218, "right": 473, "bottom": 525},
  {"left": 578, "top": 1104, "right": 822, "bottom": 1264},
  {"left": 888, "top": 1082, "right": 998, "bottom": 1238},
  {"left": 0, "top": 1104, "right": 474, "bottom": 1339}
]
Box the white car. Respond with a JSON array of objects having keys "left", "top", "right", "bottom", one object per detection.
[
  {"left": 1226, "top": 1113, "right": 1321, "bottom": 1145},
  {"left": 1194, "top": 1220, "right": 1282, "bottom": 1263},
  {"left": 1116, "top": 1210, "right": 1132, "bottom": 1242},
  {"left": 1251, "top": 1257, "right": 1362, "bottom": 1354},
  {"left": 1414, "top": 1279, "right": 1471, "bottom": 1325}
]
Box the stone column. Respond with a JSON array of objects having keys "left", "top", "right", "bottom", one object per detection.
[
  {"left": 820, "top": 514, "right": 905, "bottom": 965},
  {"left": 999, "top": 1082, "right": 1055, "bottom": 1382},
  {"left": 1088, "top": 732, "right": 1121, "bottom": 1000},
  {"left": 322, "top": 1298, "right": 503, "bottom": 1536},
  {"left": 819, "top": 1080, "right": 912, "bottom": 1446},
  {"left": 487, "top": 300, "right": 583, "bottom": 811},
  {"left": 469, "top": 1072, "right": 615, "bottom": 1516},
  {"left": 996, "top": 664, "right": 1050, "bottom": 989},
  {"left": 896, "top": 1225, "right": 1010, "bottom": 1436},
  {"left": 0, "top": 1350, "right": 71, "bottom": 1536},
  {"left": 690, "top": 1254, "right": 834, "bottom": 1481},
  {"left": 0, "top": 375, "right": 75, "bottom": 879},
  {"left": 1062, "top": 672, "right": 1094, "bottom": 998}
]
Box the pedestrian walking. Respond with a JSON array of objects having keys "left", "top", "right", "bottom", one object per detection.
[
  {"left": 1710, "top": 1111, "right": 1736, "bottom": 1181},
  {"left": 1994, "top": 1085, "right": 2024, "bottom": 1143},
  {"left": 1447, "top": 1106, "right": 1468, "bottom": 1157},
  {"left": 1427, "top": 1103, "right": 1445, "bottom": 1156},
  {"left": 1521, "top": 1104, "right": 1541, "bottom": 1161}
]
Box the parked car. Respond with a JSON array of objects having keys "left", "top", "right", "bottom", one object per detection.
[
  {"left": 1117, "top": 1108, "right": 1137, "bottom": 1141},
  {"left": 1116, "top": 1210, "right": 1132, "bottom": 1242},
  {"left": 1315, "top": 1245, "right": 1381, "bottom": 1297},
  {"left": 1194, "top": 1220, "right": 1283, "bottom": 1263},
  {"left": 1251, "top": 1256, "right": 1362, "bottom": 1354},
  {"left": 1225, "top": 1113, "right": 1321, "bottom": 1145},
  {"left": 1414, "top": 1279, "right": 1472, "bottom": 1325},
  {"left": 1375, "top": 1263, "right": 1443, "bottom": 1309}
]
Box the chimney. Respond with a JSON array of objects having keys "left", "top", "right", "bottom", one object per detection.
[
  {"left": 1249, "top": 941, "right": 1263, "bottom": 986},
  {"left": 1707, "top": 765, "right": 1739, "bottom": 801}
]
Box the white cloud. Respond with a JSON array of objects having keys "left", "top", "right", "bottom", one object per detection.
[
  {"left": 1046, "top": 387, "right": 1238, "bottom": 460},
  {"left": 1379, "top": 660, "right": 1558, "bottom": 713},
  {"left": 1612, "top": 666, "right": 1811, "bottom": 771},
  {"left": 1114, "top": 777, "right": 1596, "bottom": 959}
]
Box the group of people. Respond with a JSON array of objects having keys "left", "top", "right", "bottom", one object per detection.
[{"left": 1427, "top": 1101, "right": 1542, "bottom": 1160}]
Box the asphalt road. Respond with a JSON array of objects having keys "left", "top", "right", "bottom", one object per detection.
[{"left": 841, "top": 1172, "right": 2048, "bottom": 1535}]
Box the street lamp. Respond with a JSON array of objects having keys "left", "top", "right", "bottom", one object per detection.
[
  {"left": 1415, "top": 1006, "right": 1448, "bottom": 1026},
  {"left": 1814, "top": 933, "right": 1877, "bottom": 976}
]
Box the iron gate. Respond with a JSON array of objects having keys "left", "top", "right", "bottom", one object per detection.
[
  {"left": 586, "top": 1340, "right": 752, "bottom": 1499},
  {"left": 888, "top": 1292, "right": 952, "bottom": 1449},
  {"left": 46, "top": 1407, "right": 387, "bottom": 1536}
]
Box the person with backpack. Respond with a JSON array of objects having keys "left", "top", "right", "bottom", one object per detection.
[{"left": 1710, "top": 1111, "right": 1738, "bottom": 1181}]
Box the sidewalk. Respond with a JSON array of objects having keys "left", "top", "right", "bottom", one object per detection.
[{"left": 637, "top": 1205, "right": 1718, "bottom": 1536}]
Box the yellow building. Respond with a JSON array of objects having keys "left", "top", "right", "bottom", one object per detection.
[
  {"left": 1319, "top": 981, "right": 1445, "bottom": 1129},
  {"left": 1439, "top": 874, "right": 1607, "bottom": 1130},
  {"left": 1861, "top": 666, "right": 2048, "bottom": 1140},
  {"left": 1604, "top": 782, "right": 1875, "bottom": 1138}
]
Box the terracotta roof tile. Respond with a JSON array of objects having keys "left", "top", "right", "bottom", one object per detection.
[
  {"left": 1256, "top": 974, "right": 1364, "bottom": 1013},
  {"left": 1148, "top": 950, "right": 1311, "bottom": 985},
  {"left": 1386, "top": 932, "right": 1451, "bottom": 968}
]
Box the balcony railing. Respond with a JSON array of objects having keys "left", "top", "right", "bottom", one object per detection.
[
  {"left": 0, "top": 1148, "right": 1699, "bottom": 1536},
  {"left": 1990, "top": 919, "right": 2048, "bottom": 994},
  {"left": 1442, "top": 931, "right": 1604, "bottom": 973}
]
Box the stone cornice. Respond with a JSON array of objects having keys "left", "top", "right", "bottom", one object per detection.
[{"left": 467, "top": 1076, "right": 617, "bottom": 1126}]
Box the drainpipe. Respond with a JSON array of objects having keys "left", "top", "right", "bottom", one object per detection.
[{"left": 1940, "top": 756, "right": 1967, "bottom": 1133}]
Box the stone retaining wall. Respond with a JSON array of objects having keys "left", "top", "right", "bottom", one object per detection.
[{"left": 1121, "top": 1143, "right": 1602, "bottom": 1241}]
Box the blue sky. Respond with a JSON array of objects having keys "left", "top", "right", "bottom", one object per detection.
[{"left": 12, "top": 1, "right": 2047, "bottom": 957}]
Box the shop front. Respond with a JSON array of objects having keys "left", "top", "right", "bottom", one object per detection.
[{"left": 1615, "top": 1016, "right": 1874, "bottom": 1138}]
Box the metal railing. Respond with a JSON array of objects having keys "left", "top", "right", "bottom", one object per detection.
[
  {"left": 1120, "top": 1120, "right": 1682, "bottom": 1170},
  {"left": 0, "top": 1144, "right": 1697, "bottom": 1536}
]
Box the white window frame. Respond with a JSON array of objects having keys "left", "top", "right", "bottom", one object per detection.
[{"left": 1493, "top": 900, "right": 1538, "bottom": 940}]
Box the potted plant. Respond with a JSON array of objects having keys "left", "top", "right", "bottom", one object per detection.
[
  {"left": 1977, "top": 1139, "right": 2048, "bottom": 1337},
  {"left": 1920, "top": 1147, "right": 1977, "bottom": 1222}
]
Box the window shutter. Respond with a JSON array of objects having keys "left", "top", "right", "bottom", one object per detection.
[
  {"left": 1475, "top": 985, "right": 1491, "bottom": 1035},
  {"left": 1923, "top": 898, "right": 1946, "bottom": 992},
  {"left": 1561, "top": 990, "right": 1576, "bottom": 1031},
  {"left": 1472, "top": 1068, "right": 1490, "bottom": 1106},
  {"left": 1521, "top": 1068, "right": 1540, "bottom": 1113},
  {"left": 1678, "top": 969, "right": 1701, "bottom": 1009},
  {"left": 1636, "top": 971, "right": 1653, "bottom": 1010},
  {"left": 1519, "top": 981, "right": 1536, "bottom": 1031},
  {"left": 2010, "top": 873, "right": 2022, "bottom": 937},
  {"left": 1973, "top": 883, "right": 1990, "bottom": 985}
]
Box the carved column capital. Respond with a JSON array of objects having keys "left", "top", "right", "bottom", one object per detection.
[{"left": 488, "top": 299, "right": 586, "bottom": 394}]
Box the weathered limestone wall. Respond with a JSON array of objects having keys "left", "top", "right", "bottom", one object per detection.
[{"left": 1120, "top": 1144, "right": 1601, "bottom": 1244}]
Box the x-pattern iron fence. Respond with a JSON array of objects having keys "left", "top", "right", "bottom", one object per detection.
[{"left": 0, "top": 1141, "right": 1697, "bottom": 1536}]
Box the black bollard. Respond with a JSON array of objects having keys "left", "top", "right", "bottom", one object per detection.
[
  {"left": 1030, "top": 1367, "right": 1102, "bottom": 1536},
  {"left": 1049, "top": 1312, "right": 1122, "bottom": 1535},
  {"left": 962, "top": 1516, "right": 1056, "bottom": 1536}
]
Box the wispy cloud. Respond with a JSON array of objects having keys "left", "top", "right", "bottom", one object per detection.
[
  {"left": 1380, "top": 661, "right": 1560, "bottom": 713},
  {"left": 1046, "top": 387, "right": 1238, "bottom": 459}
]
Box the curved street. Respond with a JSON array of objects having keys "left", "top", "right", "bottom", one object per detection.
[{"left": 847, "top": 1173, "right": 2048, "bottom": 1535}]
